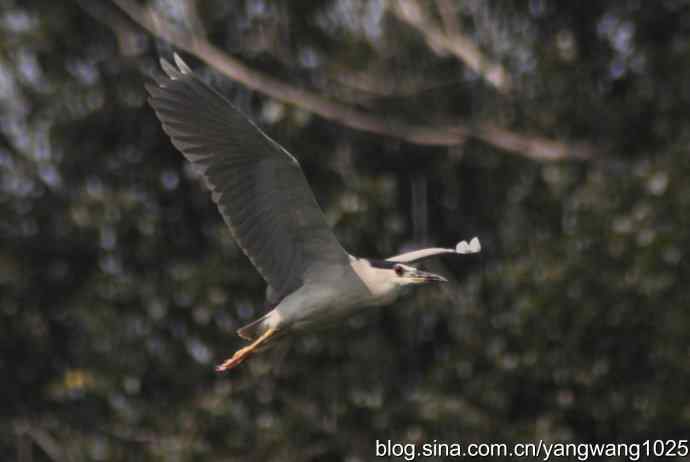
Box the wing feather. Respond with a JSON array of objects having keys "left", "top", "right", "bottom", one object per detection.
[{"left": 147, "top": 55, "right": 349, "bottom": 301}]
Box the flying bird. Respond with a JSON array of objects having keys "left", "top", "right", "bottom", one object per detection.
[{"left": 146, "top": 54, "right": 481, "bottom": 372}]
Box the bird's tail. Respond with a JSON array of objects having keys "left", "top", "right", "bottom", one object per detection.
[{"left": 236, "top": 312, "right": 272, "bottom": 341}]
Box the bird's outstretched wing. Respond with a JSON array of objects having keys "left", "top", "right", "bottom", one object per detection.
[{"left": 147, "top": 54, "right": 350, "bottom": 302}]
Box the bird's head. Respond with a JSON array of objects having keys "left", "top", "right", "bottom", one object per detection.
[
  {"left": 387, "top": 262, "right": 448, "bottom": 286},
  {"left": 353, "top": 259, "right": 447, "bottom": 297}
]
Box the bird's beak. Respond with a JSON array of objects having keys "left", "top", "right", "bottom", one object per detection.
[{"left": 410, "top": 269, "right": 448, "bottom": 283}]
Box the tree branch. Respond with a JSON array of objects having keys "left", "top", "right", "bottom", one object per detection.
[
  {"left": 14, "top": 422, "right": 68, "bottom": 462},
  {"left": 390, "top": 0, "right": 512, "bottom": 94},
  {"left": 182, "top": 0, "right": 206, "bottom": 37},
  {"left": 76, "top": 0, "right": 146, "bottom": 56},
  {"left": 435, "top": 0, "right": 461, "bottom": 37},
  {"left": 107, "top": 0, "right": 593, "bottom": 161}
]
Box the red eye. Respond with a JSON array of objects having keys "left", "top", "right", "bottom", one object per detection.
[{"left": 394, "top": 265, "right": 404, "bottom": 276}]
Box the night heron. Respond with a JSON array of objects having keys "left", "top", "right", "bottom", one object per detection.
[{"left": 146, "top": 54, "right": 481, "bottom": 372}]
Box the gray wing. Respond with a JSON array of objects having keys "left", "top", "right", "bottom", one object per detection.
[{"left": 146, "top": 55, "right": 350, "bottom": 302}]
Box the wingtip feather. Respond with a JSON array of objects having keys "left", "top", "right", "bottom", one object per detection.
[
  {"left": 160, "top": 58, "right": 180, "bottom": 80},
  {"left": 173, "top": 53, "right": 192, "bottom": 74},
  {"left": 144, "top": 83, "right": 161, "bottom": 96}
]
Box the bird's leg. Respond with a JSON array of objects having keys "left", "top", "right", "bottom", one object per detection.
[{"left": 216, "top": 326, "right": 277, "bottom": 372}]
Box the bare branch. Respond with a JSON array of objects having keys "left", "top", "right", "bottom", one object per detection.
[
  {"left": 110, "top": 0, "right": 466, "bottom": 144},
  {"left": 390, "top": 0, "right": 512, "bottom": 94},
  {"left": 474, "top": 123, "right": 593, "bottom": 161},
  {"left": 107, "top": 0, "right": 593, "bottom": 161},
  {"left": 435, "top": 0, "right": 460, "bottom": 36},
  {"left": 14, "top": 422, "right": 68, "bottom": 462},
  {"left": 76, "top": 0, "right": 146, "bottom": 56},
  {"left": 16, "top": 429, "right": 32, "bottom": 462},
  {"left": 182, "top": 0, "right": 206, "bottom": 37},
  {"left": 328, "top": 66, "right": 466, "bottom": 99}
]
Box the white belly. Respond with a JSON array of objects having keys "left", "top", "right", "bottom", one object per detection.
[{"left": 275, "top": 284, "right": 401, "bottom": 333}]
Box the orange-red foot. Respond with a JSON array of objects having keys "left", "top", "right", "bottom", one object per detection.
[
  {"left": 215, "top": 326, "right": 276, "bottom": 372},
  {"left": 216, "top": 346, "right": 253, "bottom": 372}
]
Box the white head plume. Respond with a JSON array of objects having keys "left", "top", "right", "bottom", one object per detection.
[
  {"left": 456, "top": 237, "right": 481, "bottom": 254},
  {"left": 385, "top": 236, "right": 482, "bottom": 263}
]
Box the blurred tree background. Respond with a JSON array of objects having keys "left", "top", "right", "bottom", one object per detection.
[{"left": 1, "top": 0, "right": 689, "bottom": 460}]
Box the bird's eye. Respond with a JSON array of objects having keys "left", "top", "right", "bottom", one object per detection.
[{"left": 394, "top": 265, "right": 404, "bottom": 276}]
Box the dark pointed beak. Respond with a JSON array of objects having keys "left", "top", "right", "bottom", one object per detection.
[{"left": 411, "top": 269, "right": 448, "bottom": 283}]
